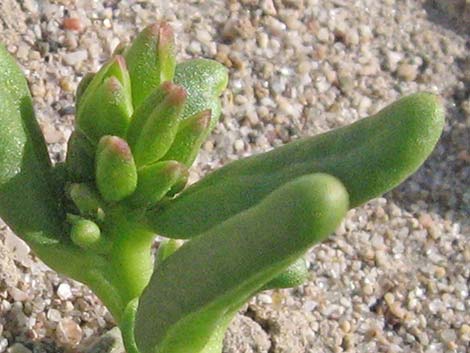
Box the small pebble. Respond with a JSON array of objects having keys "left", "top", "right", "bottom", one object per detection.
[
  {"left": 397, "top": 63, "right": 418, "bottom": 81},
  {"left": 57, "top": 283, "right": 73, "bottom": 301},
  {"left": 63, "top": 18, "right": 82, "bottom": 31},
  {"left": 56, "top": 318, "right": 83, "bottom": 346}
]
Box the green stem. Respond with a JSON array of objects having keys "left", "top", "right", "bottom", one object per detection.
[{"left": 105, "top": 207, "right": 156, "bottom": 307}]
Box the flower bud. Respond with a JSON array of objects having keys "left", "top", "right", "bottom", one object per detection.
[
  {"left": 127, "top": 160, "right": 188, "bottom": 208},
  {"left": 130, "top": 83, "right": 186, "bottom": 167},
  {"left": 70, "top": 217, "right": 101, "bottom": 249},
  {"left": 77, "top": 55, "right": 131, "bottom": 113},
  {"left": 126, "top": 81, "right": 172, "bottom": 148},
  {"left": 77, "top": 76, "right": 133, "bottom": 142},
  {"left": 162, "top": 110, "right": 211, "bottom": 167},
  {"left": 68, "top": 183, "right": 104, "bottom": 220},
  {"left": 95, "top": 136, "right": 138, "bottom": 202}
]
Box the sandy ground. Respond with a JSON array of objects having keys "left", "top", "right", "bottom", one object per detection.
[{"left": 0, "top": 1, "right": 468, "bottom": 353}]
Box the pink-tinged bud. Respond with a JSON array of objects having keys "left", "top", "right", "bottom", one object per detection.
[
  {"left": 95, "top": 136, "right": 137, "bottom": 202},
  {"left": 77, "top": 55, "right": 131, "bottom": 114},
  {"left": 162, "top": 110, "right": 211, "bottom": 167},
  {"left": 77, "top": 76, "right": 133, "bottom": 142},
  {"left": 130, "top": 83, "right": 187, "bottom": 167},
  {"left": 127, "top": 160, "right": 188, "bottom": 208}
]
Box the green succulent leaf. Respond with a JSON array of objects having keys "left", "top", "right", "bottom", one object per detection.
[
  {"left": 263, "top": 256, "right": 309, "bottom": 290},
  {"left": 174, "top": 58, "right": 228, "bottom": 130},
  {"left": 162, "top": 110, "right": 211, "bottom": 167},
  {"left": 147, "top": 93, "right": 445, "bottom": 239},
  {"left": 127, "top": 160, "right": 188, "bottom": 208},
  {"left": 77, "top": 76, "right": 133, "bottom": 142},
  {"left": 135, "top": 173, "right": 348, "bottom": 353},
  {"left": 0, "top": 45, "right": 65, "bottom": 245},
  {"left": 65, "top": 131, "right": 96, "bottom": 182},
  {"left": 124, "top": 22, "right": 176, "bottom": 108},
  {"left": 129, "top": 83, "right": 186, "bottom": 167},
  {"left": 76, "top": 72, "right": 95, "bottom": 107}
]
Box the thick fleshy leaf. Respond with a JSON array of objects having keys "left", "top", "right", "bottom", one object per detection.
[
  {"left": 126, "top": 81, "right": 173, "bottom": 148},
  {"left": 135, "top": 174, "right": 349, "bottom": 353},
  {"left": 69, "top": 217, "right": 101, "bottom": 249},
  {"left": 0, "top": 45, "right": 65, "bottom": 244},
  {"left": 65, "top": 131, "right": 95, "bottom": 182},
  {"left": 127, "top": 160, "right": 188, "bottom": 208},
  {"left": 263, "top": 256, "right": 308, "bottom": 290},
  {"left": 76, "top": 72, "right": 95, "bottom": 107},
  {"left": 67, "top": 183, "right": 104, "bottom": 219},
  {"left": 162, "top": 110, "right": 211, "bottom": 167},
  {"left": 147, "top": 93, "right": 445, "bottom": 239},
  {"left": 129, "top": 83, "right": 186, "bottom": 167},
  {"left": 124, "top": 22, "right": 176, "bottom": 108},
  {"left": 77, "top": 76, "right": 133, "bottom": 142},
  {"left": 174, "top": 59, "right": 228, "bottom": 130},
  {"left": 77, "top": 55, "right": 130, "bottom": 113}
]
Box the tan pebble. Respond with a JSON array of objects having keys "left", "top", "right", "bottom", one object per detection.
[
  {"left": 261, "top": 0, "right": 277, "bottom": 15},
  {"left": 389, "top": 302, "right": 406, "bottom": 320},
  {"left": 339, "top": 320, "right": 351, "bottom": 333},
  {"left": 60, "top": 78, "right": 73, "bottom": 92},
  {"left": 63, "top": 18, "right": 83, "bottom": 32},
  {"left": 56, "top": 317, "right": 83, "bottom": 346},
  {"left": 362, "top": 284, "right": 374, "bottom": 296},
  {"left": 418, "top": 213, "right": 434, "bottom": 228},
  {"left": 457, "top": 150, "right": 470, "bottom": 162},
  {"left": 384, "top": 292, "right": 395, "bottom": 305},
  {"left": 397, "top": 63, "right": 418, "bottom": 81},
  {"left": 460, "top": 324, "right": 470, "bottom": 341},
  {"left": 203, "top": 140, "right": 214, "bottom": 152},
  {"left": 446, "top": 341, "right": 458, "bottom": 350},
  {"left": 434, "top": 266, "right": 446, "bottom": 279},
  {"left": 42, "top": 124, "right": 64, "bottom": 144}
]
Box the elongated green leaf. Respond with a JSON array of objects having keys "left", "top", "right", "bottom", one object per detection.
[
  {"left": 135, "top": 173, "right": 348, "bottom": 353},
  {"left": 65, "top": 130, "right": 96, "bottom": 182},
  {"left": 130, "top": 83, "right": 186, "bottom": 167},
  {"left": 162, "top": 110, "right": 211, "bottom": 167},
  {"left": 0, "top": 45, "right": 65, "bottom": 244},
  {"left": 124, "top": 22, "right": 176, "bottom": 108},
  {"left": 127, "top": 160, "right": 187, "bottom": 208},
  {"left": 148, "top": 93, "right": 445, "bottom": 239},
  {"left": 77, "top": 76, "right": 133, "bottom": 142}
]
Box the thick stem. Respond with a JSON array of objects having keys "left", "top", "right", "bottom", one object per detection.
[{"left": 105, "top": 207, "right": 156, "bottom": 308}]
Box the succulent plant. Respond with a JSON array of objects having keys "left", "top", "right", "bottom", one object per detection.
[{"left": 0, "top": 22, "right": 444, "bottom": 353}]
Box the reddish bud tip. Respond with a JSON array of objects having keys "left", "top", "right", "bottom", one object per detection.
[
  {"left": 194, "top": 110, "right": 211, "bottom": 131},
  {"left": 159, "top": 22, "right": 174, "bottom": 48},
  {"left": 114, "top": 55, "right": 128, "bottom": 71},
  {"left": 167, "top": 85, "right": 187, "bottom": 106},
  {"left": 101, "top": 135, "right": 133, "bottom": 161},
  {"left": 146, "top": 23, "right": 162, "bottom": 37}
]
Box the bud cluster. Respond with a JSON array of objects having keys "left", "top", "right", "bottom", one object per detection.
[{"left": 63, "top": 22, "right": 228, "bottom": 250}]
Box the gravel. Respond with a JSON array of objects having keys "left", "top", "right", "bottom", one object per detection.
[{"left": 0, "top": 0, "right": 468, "bottom": 352}]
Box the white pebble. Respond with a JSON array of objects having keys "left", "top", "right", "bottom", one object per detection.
[
  {"left": 57, "top": 283, "right": 73, "bottom": 300},
  {"left": 63, "top": 50, "right": 88, "bottom": 66}
]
